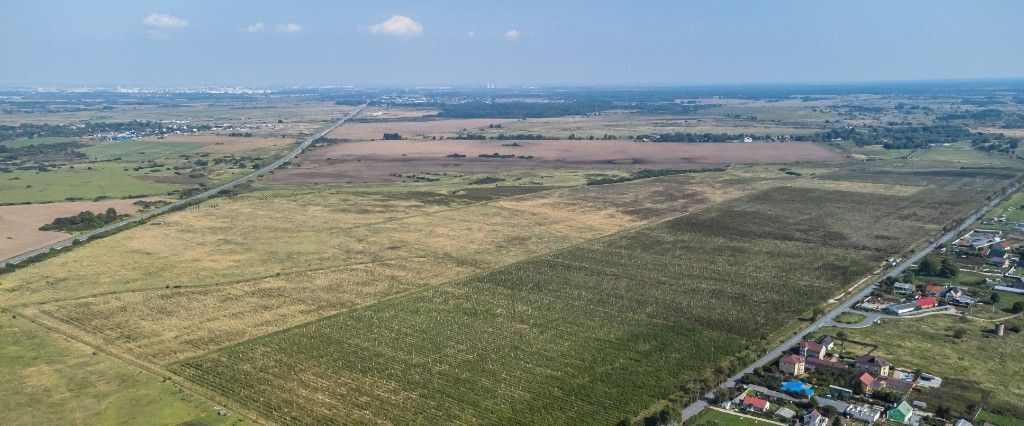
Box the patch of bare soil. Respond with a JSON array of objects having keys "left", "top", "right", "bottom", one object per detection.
[{"left": 0, "top": 198, "right": 157, "bottom": 259}]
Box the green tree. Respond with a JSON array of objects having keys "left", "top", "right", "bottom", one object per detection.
[
  {"left": 820, "top": 405, "right": 839, "bottom": 419},
  {"left": 939, "top": 258, "right": 959, "bottom": 278},
  {"left": 917, "top": 258, "right": 941, "bottom": 276},
  {"left": 1012, "top": 301, "right": 1024, "bottom": 314},
  {"left": 991, "top": 292, "right": 1002, "bottom": 304}
]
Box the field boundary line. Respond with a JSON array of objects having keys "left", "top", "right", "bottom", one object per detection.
[
  {"left": 171, "top": 177, "right": 770, "bottom": 364},
  {"left": 5, "top": 305, "right": 274, "bottom": 425},
  {"left": 10, "top": 255, "right": 436, "bottom": 308}
]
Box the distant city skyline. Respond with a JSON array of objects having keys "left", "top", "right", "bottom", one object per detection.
[{"left": 2, "top": 0, "right": 1023, "bottom": 87}]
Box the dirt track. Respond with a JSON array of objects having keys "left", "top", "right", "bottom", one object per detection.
[{"left": 265, "top": 140, "right": 842, "bottom": 184}]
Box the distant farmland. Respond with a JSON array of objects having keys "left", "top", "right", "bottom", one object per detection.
[{"left": 171, "top": 183, "right": 982, "bottom": 424}]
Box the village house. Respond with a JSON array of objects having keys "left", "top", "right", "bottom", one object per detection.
[
  {"left": 858, "top": 372, "right": 883, "bottom": 394},
  {"left": 943, "top": 286, "right": 964, "bottom": 299},
  {"left": 924, "top": 284, "right": 945, "bottom": 296},
  {"left": 893, "top": 282, "right": 917, "bottom": 294},
  {"left": 846, "top": 404, "right": 884, "bottom": 423},
  {"left": 915, "top": 296, "right": 938, "bottom": 310},
  {"left": 741, "top": 395, "right": 770, "bottom": 413},
  {"left": 778, "top": 354, "right": 805, "bottom": 376},
  {"left": 885, "top": 302, "right": 918, "bottom": 315},
  {"left": 817, "top": 336, "right": 836, "bottom": 351},
  {"left": 804, "top": 409, "right": 829, "bottom": 426},
  {"left": 805, "top": 357, "right": 849, "bottom": 373},
  {"left": 799, "top": 340, "right": 827, "bottom": 359},
  {"left": 949, "top": 295, "right": 975, "bottom": 307},
  {"left": 887, "top": 401, "right": 915, "bottom": 424},
  {"left": 855, "top": 355, "right": 891, "bottom": 377},
  {"left": 955, "top": 229, "right": 1003, "bottom": 249}
]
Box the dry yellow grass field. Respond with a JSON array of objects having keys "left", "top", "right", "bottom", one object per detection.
[{"left": 1, "top": 168, "right": 820, "bottom": 366}]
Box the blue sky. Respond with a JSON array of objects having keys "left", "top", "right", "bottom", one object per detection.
[{"left": 2, "top": 0, "right": 1022, "bottom": 87}]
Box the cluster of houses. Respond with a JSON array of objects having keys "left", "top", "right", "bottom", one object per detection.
[
  {"left": 858, "top": 283, "right": 974, "bottom": 316},
  {"left": 778, "top": 337, "right": 918, "bottom": 398},
  {"left": 752, "top": 336, "right": 930, "bottom": 425},
  {"left": 953, "top": 229, "right": 1015, "bottom": 268},
  {"left": 716, "top": 332, "right": 965, "bottom": 425}
]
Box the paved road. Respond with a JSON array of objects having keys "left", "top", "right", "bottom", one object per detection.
[
  {"left": 827, "top": 310, "right": 884, "bottom": 329},
  {"left": 680, "top": 175, "right": 1024, "bottom": 422},
  {"left": 1, "top": 104, "right": 368, "bottom": 266}
]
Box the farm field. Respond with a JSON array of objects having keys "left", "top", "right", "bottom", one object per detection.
[
  {"left": 269, "top": 139, "right": 842, "bottom": 184},
  {"left": 0, "top": 163, "right": 182, "bottom": 205},
  {"left": 4, "top": 90, "right": 1024, "bottom": 425},
  {"left": 353, "top": 111, "right": 824, "bottom": 140},
  {"left": 169, "top": 181, "right": 987, "bottom": 424},
  {"left": 0, "top": 100, "right": 349, "bottom": 129},
  {"left": 327, "top": 118, "right": 515, "bottom": 140},
  {"left": 4, "top": 168, "right": 773, "bottom": 365},
  {"left": 0, "top": 198, "right": 160, "bottom": 259},
  {"left": 816, "top": 314, "right": 1024, "bottom": 422},
  {"left": 0, "top": 314, "right": 238, "bottom": 425}
]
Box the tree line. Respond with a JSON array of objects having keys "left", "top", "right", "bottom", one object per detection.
[{"left": 39, "top": 208, "right": 127, "bottom": 232}]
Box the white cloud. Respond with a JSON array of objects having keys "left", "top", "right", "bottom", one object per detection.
[
  {"left": 143, "top": 13, "right": 188, "bottom": 29},
  {"left": 245, "top": 22, "right": 265, "bottom": 33},
  {"left": 467, "top": 30, "right": 476, "bottom": 38},
  {"left": 367, "top": 15, "right": 423, "bottom": 37},
  {"left": 504, "top": 29, "right": 520, "bottom": 41},
  {"left": 277, "top": 23, "right": 302, "bottom": 34}
]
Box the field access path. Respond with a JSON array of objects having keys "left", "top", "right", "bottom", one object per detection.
[
  {"left": 1, "top": 103, "right": 368, "bottom": 267},
  {"left": 680, "top": 174, "right": 1024, "bottom": 422}
]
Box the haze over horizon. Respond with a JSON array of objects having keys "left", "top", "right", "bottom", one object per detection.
[{"left": 3, "top": 0, "right": 1023, "bottom": 87}]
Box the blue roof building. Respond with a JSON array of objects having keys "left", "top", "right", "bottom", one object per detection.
[{"left": 781, "top": 381, "right": 815, "bottom": 397}]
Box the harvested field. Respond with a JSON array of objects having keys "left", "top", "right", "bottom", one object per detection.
[
  {"left": 269, "top": 140, "right": 841, "bottom": 184},
  {"left": 171, "top": 185, "right": 968, "bottom": 424},
  {"left": 327, "top": 119, "right": 513, "bottom": 140},
  {"left": 0, "top": 198, "right": 156, "bottom": 260}
]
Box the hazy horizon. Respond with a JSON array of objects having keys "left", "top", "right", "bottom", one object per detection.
[{"left": 3, "top": 0, "right": 1023, "bottom": 87}]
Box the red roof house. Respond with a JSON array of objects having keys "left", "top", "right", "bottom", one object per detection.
[
  {"left": 925, "top": 285, "right": 945, "bottom": 296},
  {"left": 858, "top": 372, "right": 882, "bottom": 393},
  {"left": 742, "top": 396, "right": 770, "bottom": 413},
  {"left": 916, "top": 296, "right": 938, "bottom": 309}
]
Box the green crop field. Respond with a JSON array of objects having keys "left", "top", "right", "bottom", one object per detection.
[{"left": 170, "top": 183, "right": 980, "bottom": 424}]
